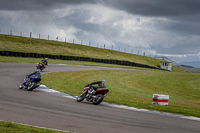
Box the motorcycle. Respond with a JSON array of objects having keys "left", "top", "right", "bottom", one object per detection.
[
  {"left": 76, "top": 85, "right": 109, "bottom": 105},
  {"left": 36, "top": 62, "right": 45, "bottom": 71},
  {"left": 37, "top": 58, "right": 48, "bottom": 71},
  {"left": 19, "top": 70, "right": 42, "bottom": 91}
]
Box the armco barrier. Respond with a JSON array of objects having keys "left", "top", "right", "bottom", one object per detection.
[{"left": 0, "top": 50, "right": 160, "bottom": 70}]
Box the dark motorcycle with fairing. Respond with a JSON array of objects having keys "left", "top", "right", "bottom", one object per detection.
[
  {"left": 19, "top": 69, "right": 42, "bottom": 91},
  {"left": 76, "top": 85, "right": 109, "bottom": 105},
  {"left": 36, "top": 62, "right": 45, "bottom": 71},
  {"left": 36, "top": 57, "right": 48, "bottom": 71}
]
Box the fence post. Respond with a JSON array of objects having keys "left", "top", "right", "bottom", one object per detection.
[
  {"left": 30, "top": 32, "right": 32, "bottom": 38},
  {"left": 104, "top": 44, "right": 105, "bottom": 49},
  {"left": 56, "top": 37, "right": 58, "bottom": 41},
  {"left": 39, "top": 34, "right": 40, "bottom": 39},
  {"left": 48, "top": 35, "right": 49, "bottom": 40}
]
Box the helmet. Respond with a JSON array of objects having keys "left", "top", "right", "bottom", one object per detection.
[
  {"left": 45, "top": 57, "right": 48, "bottom": 60},
  {"left": 101, "top": 79, "right": 105, "bottom": 82}
]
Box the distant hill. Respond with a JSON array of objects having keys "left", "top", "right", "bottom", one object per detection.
[
  {"left": 180, "top": 65, "right": 195, "bottom": 68},
  {"left": 180, "top": 61, "right": 200, "bottom": 68}
]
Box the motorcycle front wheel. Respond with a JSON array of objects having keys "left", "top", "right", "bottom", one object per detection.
[
  {"left": 92, "top": 94, "right": 104, "bottom": 105},
  {"left": 76, "top": 93, "right": 85, "bottom": 102},
  {"left": 19, "top": 85, "right": 23, "bottom": 89},
  {"left": 19, "top": 82, "right": 26, "bottom": 89}
]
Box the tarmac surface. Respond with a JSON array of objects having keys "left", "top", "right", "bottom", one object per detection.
[{"left": 0, "top": 62, "right": 200, "bottom": 133}]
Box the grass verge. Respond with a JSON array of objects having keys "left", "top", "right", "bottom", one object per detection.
[
  {"left": 41, "top": 70, "right": 200, "bottom": 117},
  {"left": 0, "top": 121, "right": 69, "bottom": 133},
  {"left": 0, "top": 56, "right": 183, "bottom": 72}
]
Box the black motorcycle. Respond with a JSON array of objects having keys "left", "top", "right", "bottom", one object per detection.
[{"left": 77, "top": 85, "right": 109, "bottom": 105}]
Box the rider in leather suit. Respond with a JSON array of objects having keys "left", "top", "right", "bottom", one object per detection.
[{"left": 88, "top": 79, "right": 106, "bottom": 90}]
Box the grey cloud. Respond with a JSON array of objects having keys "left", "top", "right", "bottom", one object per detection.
[
  {"left": 164, "top": 22, "right": 200, "bottom": 36},
  {"left": 97, "top": 0, "right": 200, "bottom": 36},
  {"left": 53, "top": 8, "right": 122, "bottom": 41},
  {"left": 0, "top": 0, "right": 95, "bottom": 11},
  {"left": 149, "top": 18, "right": 200, "bottom": 36},
  {"left": 150, "top": 39, "right": 200, "bottom": 55},
  {"left": 1, "top": 0, "right": 200, "bottom": 60},
  {"left": 98, "top": 0, "right": 200, "bottom": 18}
]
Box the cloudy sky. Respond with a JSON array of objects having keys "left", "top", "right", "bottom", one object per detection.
[{"left": 0, "top": 0, "right": 200, "bottom": 64}]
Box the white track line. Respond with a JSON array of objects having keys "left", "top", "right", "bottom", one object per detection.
[{"left": 38, "top": 85, "right": 200, "bottom": 122}]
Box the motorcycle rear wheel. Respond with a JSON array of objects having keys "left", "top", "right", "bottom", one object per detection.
[
  {"left": 27, "top": 82, "right": 37, "bottom": 91},
  {"left": 92, "top": 94, "right": 104, "bottom": 105},
  {"left": 77, "top": 94, "right": 85, "bottom": 102}
]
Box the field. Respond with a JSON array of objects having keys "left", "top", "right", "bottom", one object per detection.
[{"left": 41, "top": 70, "right": 200, "bottom": 117}]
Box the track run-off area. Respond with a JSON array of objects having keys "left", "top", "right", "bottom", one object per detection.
[{"left": 0, "top": 62, "right": 200, "bottom": 133}]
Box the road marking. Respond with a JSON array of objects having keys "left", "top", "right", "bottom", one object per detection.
[{"left": 38, "top": 85, "right": 200, "bottom": 122}]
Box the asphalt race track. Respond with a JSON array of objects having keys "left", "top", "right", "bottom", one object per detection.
[{"left": 0, "top": 62, "right": 200, "bottom": 133}]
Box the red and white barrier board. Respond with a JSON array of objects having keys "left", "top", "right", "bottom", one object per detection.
[{"left": 152, "top": 94, "right": 169, "bottom": 105}]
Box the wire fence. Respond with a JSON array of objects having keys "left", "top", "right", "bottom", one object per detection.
[{"left": 0, "top": 29, "right": 157, "bottom": 58}]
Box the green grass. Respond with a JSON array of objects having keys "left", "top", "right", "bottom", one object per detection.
[
  {"left": 0, "top": 56, "right": 183, "bottom": 72},
  {"left": 0, "top": 34, "right": 163, "bottom": 68},
  {"left": 0, "top": 56, "right": 155, "bottom": 71},
  {"left": 0, "top": 121, "right": 69, "bottom": 133},
  {"left": 41, "top": 70, "right": 200, "bottom": 117}
]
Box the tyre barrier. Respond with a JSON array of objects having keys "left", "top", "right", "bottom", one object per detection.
[{"left": 0, "top": 50, "right": 160, "bottom": 70}]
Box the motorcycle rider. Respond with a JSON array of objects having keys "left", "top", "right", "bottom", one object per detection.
[
  {"left": 39, "top": 57, "right": 48, "bottom": 70},
  {"left": 87, "top": 79, "right": 106, "bottom": 94},
  {"left": 28, "top": 69, "right": 41, "bottom": 78},
  {"left": 42, "top": 57, "right": 48, "bottom": 66},
  {"left": 22, "top": 69, "right": 41, "bottom": 89}
]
